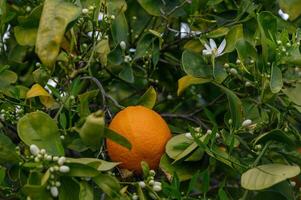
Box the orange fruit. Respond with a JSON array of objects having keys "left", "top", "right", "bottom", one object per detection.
[{"left": 106, "top": 106, "right": 172, "bottom": 173}]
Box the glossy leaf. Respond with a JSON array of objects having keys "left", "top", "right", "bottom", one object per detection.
[
  {"left": 14, "top": 26, "right": 37, "bottom": 46},
  {"left": 95, "top": 39, "right": 110, "bottom": 66},
  {"left": 0, "top": 70, "right": 17, "bottom": 89},
  {"left": 119, "top": 64, "right": 134, "bottom": 83},
  {"left": 104, "top": 128, "right": 132, "bottom": 150},
  {"left": 166, "top": 134, "right": 203, "bottom": 162},
  {"left": 79, "top": 181, "right": 94, "bottom": 200},
  {"left": 270, "top": 65, "right": 283, "bottom": 93},
  {"left": 283, "top": 83, "right": 301, "bottom": 112},
  {"left": 253, "top": 129, "right": 294, "bottom": 146},
  {"left": 241, "top": 164, "right": 300, "bottom": 190},
  {"left": 137, "top": 0, "right": 162, "bottom": 16},
  {"left": 136, "top": 86, "right": 157, "bottom": 109},
  {"left": 0, "top": 133, "right": 20, "bottom": 164},
  {"left": 17, "top": 111, "right": 64, "bottom": 155},
  {"left": 93, "top": 173, "right": 122, "bottom": 198},
  {"left": 224, "top": 24, "right": 243, "bottom": 53},
  {"left": 159, "top": 154, "right": 200, "bottom": 181},
  {"left": 67, "top": 157, "right": 120, "bottom": 171},
  {"left": 111, "top": 13, "right": 128, "bottom": 45},
  {"left": 182, "top": 50, "right": 211, "bottom": 78},
  {"left": 177, "top": 75, "right": 210, "bottom": 96},
  {"left": 35, "top": 0, "right": 80, "bottom": 67}
]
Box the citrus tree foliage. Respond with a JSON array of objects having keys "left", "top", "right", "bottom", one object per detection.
[{"left": 1, "top": 0, "right": 301, "bottom": 199}]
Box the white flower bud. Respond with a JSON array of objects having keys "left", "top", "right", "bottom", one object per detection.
[
  {"left": 59, "top": 165, "right": 70, "bottom": 173},
  {"left": 149, "top": 180, "right": 155, "bottom": 185},
  {"left": 245, "top": 81, "right": 252, "bottom": 87},
  {"left": 82, "top": 8, "right": 89, "bottom": 14},
  {"left": 49, "top": 167, "right": 54, "bottom": 172},
  {"left": 50, "top": 186, "right": 59, "bottom": 197},
  {"left": 242, "top": 119, "right": 252, "bottom": 127},
  {"left": 55, "top": 181, "right": 61, "bottom": 187},
  {"left": 154, "top": 181, "right": 162, "bottom": 186},
  {"left": 30, "top": 144, "right": 40, "bottom": 156},
  {"left": 153, "top": 184, "right": 162, "bottom": 192},
  {"left": 290, "top": 181, "right": 296, "bottom": 187},
  {"left": 60, "top": 135, "right": 65, "bottom": 140},
  {"left": 132, "top": 194, "right": 138, "bottom": 200},
  {"left": 120, "top": 41, "right": 126, "bottom": 50},
  {"left": 138, "top": 181, "right": 146, "bottom": 188},
  {"left": 46, "top": 155, "right": 52, "bottom": 161},
  {"left": 40, "top": 149, "right": 46, "bottom": 155},
  {"left": 26, "top": 6, "right": 31, "bottom": 12},
  {"left": 53, "top": 156, "right": 59, "bottom": 161},
  {"left": 57, "top": 157, "right": 66, "bottom": 166},
  {"left": 206, "top": 129, "right": 212, "bottom": 134},
  {"left": 236, "top": 59, "right": 241, "bottom": 64},
  {"left": 149, "top": 170, "right": 156, "bottom": 176},
  {"left": 34, "top": 157, "right": 40, "bottom": 162},
  {"left": 185, "top": 132, "right": 193, "bottom": 139},
  {"left": 224, "top": 63, "right": 229, "bottom": 68},
  {"left": 54, "top": 166, "right": 60, "bottom": 171},
  {"left": 229, "top": 68, "right": 238, "bottom": 75},
  {"left": 111, "top": 15, "right": 115, "bottom": 20}
]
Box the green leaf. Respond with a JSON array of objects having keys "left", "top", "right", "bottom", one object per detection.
[
  {"left": 136, "top": 86, "right": 157, "bottom": 109},
  {"left": 0, "top": 70, "right": 17, "bottom": 90},
  {"left": 67, "top": 163, "right": 100, "bottom": 177},
  {"left": 0, "top": 166, "right": 5, "bottom": 184},
  {"left": 282, "top": 83, "right": 301, "bottom": 112},
  {"left": 22, "top": 185, "right": 52, "bottom": 200},
  {"left": 159, "top": 154, "right": 200, "bottom": 181},
  {"left": 182, "top": 50, "right": 211, "bottom": 78},
  {"left": 93, "top": 173, "right": 121, "bottom": 198},
  {"left": 79, "top": 110, "right": 105, "bottom": 149},
  {"left": 14, "top": 26, "right": 37, "bottom": 46},
  {"left": 279, "top": 0, "right": 301, "bottom": 21},
  {"left": 0, "top": 133, "right": 20, "bottom": 164},
  {"left": 59, "top": 177, "right": 80, "bottom": 200},
  {"left": 134, "top": 34, "right": 154, "bottom": 59},
  {"left": 241, "top": 164, "right": 300, "bottom": 190},
  {"left": 214, "top": 84, "right": 243, "bottom": 129},
  {"left": 79, "top": 181, "right": 94, "bottom": 200},
  {"left": 177, "top": 75, "right": 210, "bottom": 96},
  {"left": 207, "top": 27, "right": 229, "bottom": 38},
  {"left": 165, "top": 134, "right": 204, "bottom": 162},
  {"left": 95, "top": 39, "right": 110, "bottom": 66},
  {"left": 104, "top": 128, "right": 132, "bottom": 150},
  {"left": 235, "top": 39, "right": 257, "bottom": 61},
  {"left": 35, "top": 0, "right": 80, "bottom": 68},
  {"left": 224, "top": 24, "right": 244, "bottom": 53},
  {"left": 17, "top": 111, "right": 64, "bottom": 156},
  {"left": 137, "top": 0, "right": 162, "bottom": 16},
  {"left": 111, "top": 13, "right": 128, "bottom": 45},
  {"left": 67, "top": 157, "right": 120, "bottom": 171},
  {"left": 253, "top": 129, "right": 294, "bottom": 146},
  {"left": 270, "top": 65, "right": 283, "bottom": 93},
  {"left": 78, "top": 90, "right": 99, "bottom": 118},
  {"left": 118, "top": 64, "right": 134, "bottom": 83}
]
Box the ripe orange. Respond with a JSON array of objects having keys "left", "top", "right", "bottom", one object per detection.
[{"left": 106, "top": 106, "right": 172, "bottom": 173}]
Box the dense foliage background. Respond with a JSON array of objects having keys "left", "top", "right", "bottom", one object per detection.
[{"left": 1, "top": 0, "right": 301, "bottom": 199}]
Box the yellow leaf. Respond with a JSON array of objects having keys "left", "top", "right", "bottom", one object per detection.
[
  {"left": 26, "top": 84, "right": 50, "bottom": 98},
  {"left": 177, "top": 75, "right": 210, "bottom": 96},
  {"left": 26, "top": 84, "right": 57, "bottom": 109}
]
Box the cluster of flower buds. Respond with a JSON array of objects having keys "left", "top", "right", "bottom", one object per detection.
[{"left": 29, "top": 144, "right": 70, "bottom": 197}]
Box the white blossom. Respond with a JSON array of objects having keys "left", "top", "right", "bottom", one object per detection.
[
  {"left": 202, "top": 39, "right": 226, "bottom": 57},
  {"left": 82, "top": 8, "right": 89, "bottom": 14},
  {"left": 278, "top": 9, "right": 289, "bottom": 21},
  {"left": 179, "top": 23, "right": 201, "bottom": 39}
]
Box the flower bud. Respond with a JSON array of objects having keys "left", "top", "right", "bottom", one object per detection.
[
  {"left": 242, "top": 119, "right": 252, "bottom": 127},
  {"left": 82, "top": 8, "right": 89, "bottom": 14},
  {"left": 57, "top": 157, "right": 66, "bottom": 166},
  {"left": 138, "top": 181, "right": 146, "bottom": 188},
  {"left": 120, "top": 41, "right": 126, "bottom": 50},
  {"left": 50, "top": 186, "right": 59, "bottom": 197},
  {"left": 59, "top": 165, "right": 70, "bottom": 173},
  {"left": 30, "top": 144, "right": 40, "bottom": 156},
  {"left": 153, "top": 184, "right": 162, "bottom": 192},
  {"left": 185, "top": 132, "right": 193, "bottom": 139}
]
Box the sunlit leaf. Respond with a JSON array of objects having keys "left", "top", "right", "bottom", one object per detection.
[{"left": 136, "top": 86, "right": 157, "bottom": 109}]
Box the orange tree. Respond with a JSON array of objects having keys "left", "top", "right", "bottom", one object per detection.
[{"left": 0, "top": 0, "right": 301, "bottom": 199}]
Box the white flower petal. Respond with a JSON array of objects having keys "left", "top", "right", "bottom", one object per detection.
[
  {"left": 202, "top": 49, "right": 212, "bottom": 55},
  {"left": 217, "top": 39, "right": 226, "bottom": 55},
  {"left": 180, "top": 23, "right": 190, "bottom": 38},
  {"left": 204, "top": 43, "right": 211, "bottom": 51},
  {"left": 278, "top": 9, "right": 284, "bottom": 16},
  {"left": 209, "top": 39, "right": 217, "bottom": 49}
]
